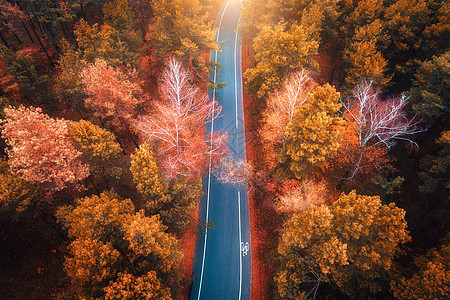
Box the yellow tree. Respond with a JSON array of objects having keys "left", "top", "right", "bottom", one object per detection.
[
  {"left": 149, "top": 0, "right": 218, "bottom": 71},
  {"left": 278, "top": 84, "right": 344, "bottom": 179},
  {"left": 343, "top": 20, "right": 392, "bottom": 91},
  {"left": 130, "top": 143, "right": 202, "bottom": 231},
  {"left": 260, "top": 70, "right": 317, "bottom": 169},
  {"left": 244, "top": 21, "right": 319, "bottom": 100},
  {"left": 276, "top": 190, "right": 410, "bottom": 298},
  {"left": 390, "top": 237, "right": 449, "bottom": 300},
  {"left": 56, "top": 190, "right": 182, "bottom": 299},
  {"left": 71, "top": 120, "right": 123, "bottom": 180}
]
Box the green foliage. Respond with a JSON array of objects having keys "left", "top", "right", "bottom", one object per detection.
[
  {"left": 71, "top": 120, "right": 123, "bottom": 179},
  {"left": 56, "top": 19, "right": 140, "bottom": 110},
  {"left": 371, "top": 175, "right": 405, "bottom": 196},
  {"left": 130, "top": 143, "right": 202, "bottom": 231},
  {"left": 276, "top": 191, "right": 410, "bottom": 298},
  {"left": 419, "top": 130, "right": 450, "bottom": 195},
  {"left": 0, "top": 45, "right": 53, "bottom": 104},
  {"left": 0, "top": 157, "right": 39, "bottom": 213},
  {"left": 279, "top": 84, "right": 344, "bottom": 179},
  {"left": 409, "top": 51, "right": 450, "bottom": 123},
  {"left": 150, "top": 0, "right": 218, "bottom": 70},
  {"left": 103, "top": 0, "right": 134, "bottom": 32},
  {"left": 56, "top": 190, "right": 182, "bottom": 299},
  {"left": 244, "top": 21, "right": 319, "bottom": 100}
]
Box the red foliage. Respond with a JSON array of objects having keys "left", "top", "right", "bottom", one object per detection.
[
  {"left": 1, "top": 106, "right": 89, "bottom": 191},
  {"left": 134, "top": 57, "right": 226, "bottom": 178}
]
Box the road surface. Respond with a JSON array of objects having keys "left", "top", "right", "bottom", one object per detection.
[{"left": 190, "top": 0, "right": 251, "bottom": 299}]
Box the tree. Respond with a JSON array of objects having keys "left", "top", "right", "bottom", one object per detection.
[
  {"left": 1, "top": 106, "right": 89, "bottom": 192},
  {"left": 340, "top": 81, "right": 422, "bottom": 179},
  {"left": 418, "top": 130, "right": 450, "bottom": 195},
  {"left": 56, "top": 19, "right": 140, "bottom": 112},
  {"left": 409, "top": 51, "right": 449, "bottom": 124},
  {"left": 56, "top": 190, "right": 182, "bottom": 299},
  {"left": 134, "top": 57, "right": 225, "bottom": 178},
  {"left": 103, "top": 271, "right": 172, "bottom": 300},
  {"left": 383, "top": 0, "right": 449, "bottom": 85},
  {"left": 275, "top": 179, "right": 328, "bottom": 214},
  {"left": 103, "top": 0, "right": 134, "bottom": 32},
  {"left": 390, "top": 236, "right": 450, "bottom": 299},
  {"left": 278, "top": 84, "right": 344, "bottom": 179},
  {"left": 149, "top": 0, "right": 218, "bottom": 72},
  {"left": 0, "top": 157, "right": 39, "bottom": 213},
  {"left": 343, "top": 20, "right": 392, "bottom": 91},
  {"left": 276, "top": 190, "right": 410, "bottom": 298},
  {"left": 260, "top": 70, "right": 316, "bottom": 169},
  {"left": 130, "top": 143, "right": 202, "bottom": 231},
  {"left": 0, "top": 45, "right": 53, "bottom": 106},
  {"left": 71, "top": 120, "right": 123, "bottom": 179},
  {"left": 81, "top": 59, "right": 143, "bottom": 124},
  {"left": 244, "top": 21, "right": 319, "bottom": 100}
]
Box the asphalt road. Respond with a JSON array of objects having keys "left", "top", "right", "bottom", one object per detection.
[{"left": 190, "top": 1, "right": 251, "bottom": 299}]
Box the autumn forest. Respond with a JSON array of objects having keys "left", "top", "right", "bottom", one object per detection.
[{"left": 0, "top": 0, "right": 448, "bottom": 299}]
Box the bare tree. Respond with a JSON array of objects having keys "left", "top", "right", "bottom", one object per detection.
[
  {"left": 276, "top": 179, "right": 328, "bottom": 214},
  {"left": 341, "top": 81, "right": 423, "bottom": 179},
  {"left": 260, "top": 69, "right": 316, "bottom": 168},
  {"left": 214, "top": 155, "right": 253, "bottom": 187},
  {"left": 134, "top": 57, "right": 225, "bottom": 178}
]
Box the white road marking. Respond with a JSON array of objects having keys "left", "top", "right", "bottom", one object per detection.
[
  {"left": 234, "top": 14, "right": 243, "bottom": 300},
  {"left": 197, "top": 1, "right": 232, "bottom": 299},
  {"left": 238, "top": 191, "right": 242, "bottom": 300}
]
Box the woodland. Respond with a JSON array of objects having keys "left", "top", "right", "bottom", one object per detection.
[{"left": 0, "top": 0, "right": 448, "bottom": 299}]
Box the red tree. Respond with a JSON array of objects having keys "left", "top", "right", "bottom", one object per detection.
[
  {"left": 134, "top": 57, "right": 226, "bottom": 178},
  {"left": 81, "top": 59, "right": 143, "bottom": 124},
  {"left": 1, "top": 106, "right": 89, "bottom": 192}
]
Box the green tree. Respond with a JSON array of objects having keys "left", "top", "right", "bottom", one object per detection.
[
  {"left": 130, "top": 143, "right": 202, "bottom": 231},
  {"left": 0, "top": 45, "right": 54, "bottom": 106},
  {"left": 276, "top": 191, "right": 410, "bottom": 298},
  {"left": 56, "top": 190, "right": 182, "bottom": 299},
  {"left": 419, "top": 130, "right": 450, "bottom": 195},
  {"left": 103, "top": 0, "right": 134, "bottom": 32},
  {"left": 244, "top": 21, "right": 319, "bottom": 100},
  {"left": 278, "top": 84, "right": 344, "bottom": 179},
  {"left": 71, "top": 120, "right": 123, "bottom": 179},
  {"left": 409, "top": 51, "right": 449, "bottom": 124},
  {"left": 150, "top": 0, "right": 218, "bottom": 71},
  {"left": 0, "top": 157, "right": 39, "bottom": 213}
]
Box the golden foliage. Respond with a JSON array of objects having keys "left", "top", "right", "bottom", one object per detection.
[
  {"left": 276, "top": 191, "right": 410, "bottom": 298},
  {"left": 279, "top": 84, "right": 344, "bottom": 178}
]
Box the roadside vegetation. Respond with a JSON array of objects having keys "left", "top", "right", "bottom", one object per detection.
[{"left": 241, "top": 0, "right": 448, "bottom": 298}]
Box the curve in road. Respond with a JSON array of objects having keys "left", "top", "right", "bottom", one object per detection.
[{"left": 190, "top": 1, "right": 251, "bottom": 299}]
